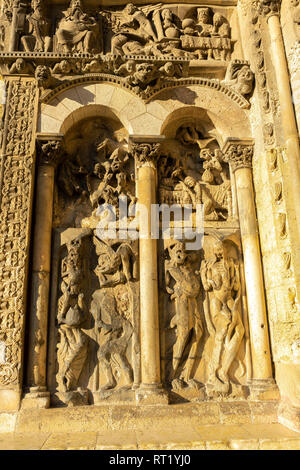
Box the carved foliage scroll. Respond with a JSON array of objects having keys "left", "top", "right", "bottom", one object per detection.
[{"left": 0, "top": 78, "right": 37, "bottom": 387}]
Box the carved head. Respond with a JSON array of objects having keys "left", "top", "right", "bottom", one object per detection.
[
  {"left": 237, "top": 65, "right": 254, "bottom": 84},
  {"left": 59, "top": 60, "right": 72, "bottom": 74},
  {"left": 35, "top": 65, "right": 51, "bottom": 81},
  {"left": 197, "top": 8, "right": 211, "bottom": 24},
  {"left": 213, "top": 240, "right": 225, "bottom": 261},
  {"left": 184, "top": 176, "right": 196, "bottom": 188},
  {"left": 70, "top": 0, "right": 83, "bottom": 10},
  {"left": 213, "top": 13, "right": 224, "bottom": 27},
  {"left": 164, "top": 62, "right": 175, "bottom": 77},
  {"left": 162, "top": 9, "right": 173, "bottom": 21},
  {"left": 169, "top": 241, "right": 187, "bottom": 265},
  {"left": 14, "top": 58, "right": 26, "bottom": 72},
  {"left": 125, "top": 3, "right": 137, "bottom": 15},
  {"left": 116, "top": 290, "right": 130, "bottom": 316},
  {"left": 126, "top": 60, "right": 136, "bottom": 73}
]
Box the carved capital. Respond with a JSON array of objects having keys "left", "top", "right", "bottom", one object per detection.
[
  {"left": 257, "top": 0, "right": 281, "bottom": 18},
  {"left": 223, "top": 139, "right": 254, "bottom": 171},
  {"left": 131, "top": 141, "right": 163, "bottom": 167},
  {"left": 37, "top": 139, "right": 64, "bottom": 167}
]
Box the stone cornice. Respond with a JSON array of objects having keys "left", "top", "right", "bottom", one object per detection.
[{"left": 0, "top": 53, "right": 251, "bottom": 108}]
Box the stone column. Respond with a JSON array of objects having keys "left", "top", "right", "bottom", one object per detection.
[
  {"left": 223, "top": 139, "right": 278, "bottom": 399},
  {"left": 23, "top": 137, "right": 63, "bottom": 409},
  {"left": 8, "top": 1, "right": 26, "bottom": 52},
  {"left": 259, "top": 0, "right": 300, "bottom": 238},
  {"left": 258, "top": 0, "right": 300, "bottom": 430},
  {"left": 131, "top": 136, "right": 168, "bottom": 404}
]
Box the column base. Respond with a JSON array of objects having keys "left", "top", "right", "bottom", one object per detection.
[
  {"left": 248, "top": 378, "right": 280, "bottom": 401},
  {"left": 135, "top": 384, "right": 169, "bottom": 405},
  {"left": 0, "top": 389, "right": 21, "bottom": 411},
  {"left": 22, "top": 386, "right": 50, "bottom": 409},
  {"left": 278, "top": 400, "right": 300, "bottom": 433}
]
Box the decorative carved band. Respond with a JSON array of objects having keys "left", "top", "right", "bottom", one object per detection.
[
  {"left": 223, "top": 143, "right": 254, "bottom": 171},
  {"left": 0, "top": 78, "right": 37, "bottom": 387}
]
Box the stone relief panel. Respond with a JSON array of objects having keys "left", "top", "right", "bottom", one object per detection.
[
  {"left": 0, "top": 1, "right": 237, "bottom": 60},
  {"left": 158, "top": 125, "right": 235, "bottom": 224},
  {"left": 159, "top": 235, "right": 249, "bottom": 402},
  {"left": 47, "top": 116, "right": 140, "bottom": 406}
]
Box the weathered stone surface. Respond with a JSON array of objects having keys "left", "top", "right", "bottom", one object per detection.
[{"left": 0, "top": 0, "right": 299, "bottom": 449}]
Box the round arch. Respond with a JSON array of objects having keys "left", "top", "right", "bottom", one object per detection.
[{"left": 37, "top": 81, "right": 252, "bottom": 141}]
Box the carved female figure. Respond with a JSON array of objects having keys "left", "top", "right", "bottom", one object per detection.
[{"left": 200, "top": 240, "right": 244, "bottom": 395}]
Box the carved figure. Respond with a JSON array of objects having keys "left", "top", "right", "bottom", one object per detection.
[
  {"left": 56, "top": 0, "right": 101, "bottom": 53},
  {"left": 52, "top": 59, "right": 81, "bottom": 75},
  {"left": 181, "top": 7, "right": 232, "bottom": 60},
  {"left": 9, "top": 58, "right": 34, "bottom": 74},
  {"left": 161, "top": 8, "right": 181, "bottom": 39},
  {"left": 223, "top": 61, "right": 254, "bottom": 97},
  {"left": 91, "top": 238, "right": 137, "bottom": 392},
  {"left": 21, "top": 0, "right": 52, "bottom": 52},
  {"left": 57, "top": 235, "right": 88, "bottom": 393},
  {"left": 165, "top": 241, "right": 203, "bottom": 390},
  {"left": 95, "top": 288, "right": 134, "bottom": 391},
  {"left": 35, "top": 65, "right": 57, "bottom": 89},
  {"left": 200, "top": 240, "right": 244, "bottom": 394},
  {"left": 110, "top": 3, "right": 161, "bottom": 55}
]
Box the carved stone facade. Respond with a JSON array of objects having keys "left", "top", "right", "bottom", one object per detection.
[{"left": 0, "top": 0, "right": 300, "bottom": 447}]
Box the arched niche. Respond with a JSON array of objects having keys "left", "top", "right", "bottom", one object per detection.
[
  {"left": 46, "top": 110, "right": 140, "bottom": 406},
  {"left": 38, "top": 82, "right": 251, "bottom": 140}
]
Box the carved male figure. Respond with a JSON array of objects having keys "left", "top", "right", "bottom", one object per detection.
[
  {"left": 21, "top": 0, "right": 52, "bottom": 52},
  {"left": 57, "top": 235, "right": 88, "bottom": 393},
  {"left": 56, "top": 0, "right": 100, "bottom": 53},
  {"left": 165, "top": 241, "right": 203, "bottom": 390},
  {"left": 200, "top": 239, "right": 244, "bottom": 394},
  {"left": 96, "top": 288, "right": 133, "bottom": 391}
]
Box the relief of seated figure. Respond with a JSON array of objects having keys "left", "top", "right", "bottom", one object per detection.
[
  {"left": 21, "top": 0, "right": 52, "bottom": 52},
  {"left": 111, "top": 3, "right": 158, "bottom": 55},
  {"left": 55, "top": 0, "right": 101, "bottom": 53}
]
